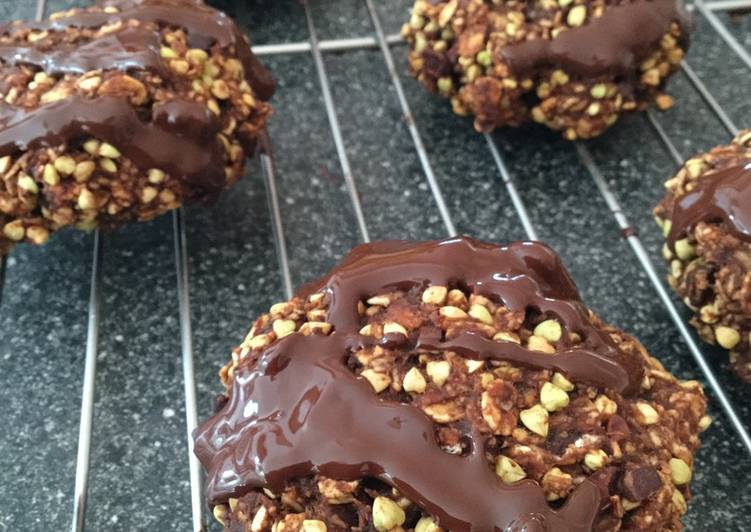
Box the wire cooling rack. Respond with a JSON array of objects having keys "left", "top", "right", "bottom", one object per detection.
[{"left": 1, "top": 0, "right": 751, "bottom": 531}]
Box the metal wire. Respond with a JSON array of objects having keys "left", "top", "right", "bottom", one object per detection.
[
  {"left": 260, "top": 146, "right": 294, "bottom": 299},
  {"left": 681, "top": 61, "right": 739, "bottom": 135},
  {"left": 173, "top": 208, "right": 205, "bottom": 532},
  {"left": 695, "top": 0, "right": 751, "bottom": 71},
  {"left": 363, "top": 0, "right": 458, "bottom": 237},
  {"left": 252, "top": 34, "right": 402, "bottom": 56},
  {"left": 303, "top": 0, "right": 371, "bottom": 243},
  {"left": 484, "top": 134, "right": 539, "bottom": 241},
  {"left": 704, "top": 0, "right": 751, "bottom": 10},
  {"left": 71, "top": 230, "right": 102, "bottom": 532}
]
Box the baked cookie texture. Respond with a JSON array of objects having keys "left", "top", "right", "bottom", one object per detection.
[
  {"left": 655, "top": 130, "right": 751, "bottom": 381},
  {"left": 195, "top": 237, "right": 708, "bottom": 532},
  {"left": 0, "top": 0, "right": 274, "bottom": 256},
  {"left": 402, "top": 0, "right": 689, "bottom": 140}
]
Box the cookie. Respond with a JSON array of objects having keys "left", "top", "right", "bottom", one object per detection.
[
  {"left": 0, "top": 0, "right": 274, "bottom": 255},
  {"left": 655, "top": 130, "right": 751, "bottom": 381},
  {"left": 402, "top": 0, "right": 689, "bottom": 140},
  {"left": 195, "top": 237, "right": 708, "bottom": 531}
]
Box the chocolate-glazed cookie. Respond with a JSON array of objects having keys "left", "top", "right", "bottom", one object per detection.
[
  {"left": 402, "top": 0, "right": 689, "bottom": 140},
  {"left": 195, "top": 237, "right": 708, "bottom": 531},
  {"left": 655, "top": 130, "right": 751, "bottom": 381},
  {"left": 0, "top": 0, "right": 273, "bottom": 256}
]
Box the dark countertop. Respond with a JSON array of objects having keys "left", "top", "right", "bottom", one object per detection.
[{"left": 0, "top": 1, "right": 750, "bottom": 530}]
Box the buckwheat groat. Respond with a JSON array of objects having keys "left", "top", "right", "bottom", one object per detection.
[
  {"left": 655, "top": 130, "right": 751, "bottom": 381},
  {"left": 0, "top": 0, "right": 274, "bottom": 256},
  {"left": 195, "top": 237, "right": 708, "bottom": 531},
  {"left": 402, "top": 0, "right": 689, "bottom": 140}
]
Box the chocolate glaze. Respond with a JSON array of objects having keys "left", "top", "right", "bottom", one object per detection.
[
  {"left": 195, "top": 237, "right": 647, "bottom": 530},
  {"left": 0, "top": 0, "right": 275, "bottom": 100},
  {"left": 0, "top": 0, "right": 274, "bottom": 193},
  {"left": 0, "top": 27, "right": 168, "bottom": 77},
  {"left": 667, "top": 163, "right": 751, "bottom": 247},
  {"left": 502, "top": 0, "right": 688, "bottom": 78},
  {"left": 0, "top": 96, "right": 224, "bottom": 193}
]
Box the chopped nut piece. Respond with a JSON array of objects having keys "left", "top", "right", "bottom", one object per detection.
[
  {"left": 367, "top": 295, "right": 391, "bottom": 307},
  {"left": 273, "top": 319, "right": 297, "bottom": 339},
  {"left": 426, "top": 360, "right": 451, "bottom": 386},
  {"left": 493, "top": 331, "right": 520, "bottom": 343},
  {"left": 552, "top": 372, "right": 574, "bottom": 391},
  {"left": 251, "top": 506, "right": 269, "bottom": 532},
  {"left": 635, "top": 402, "right": 659, "bottom": 425},
  {"left": 519, "top": 404, "right": 549, "bottom": 437},
  {"left": 495, "top": 455, "right": 526, "bottom": 484},
  {"left": 403, "top": 367, "right": 427, "bottom": 393},
  {"left": 248, "top": 334, "right": 271, "bottom": 350},
  {"left": 540, "top": 382, "right": 569, "bottom": 412},
  {"left": 383, "top": 322, "right": 408, "bottom": 336},
  {"left": 212, "top": 504, "right": 229, "bottom": 526},
  {"left": 301, "top": 521, "right": 327, "bottom": 532},
  {"left": 527, "top": 335, "right": 555, "bottom": 354},
  {"left": 422, "top": 285, "right": 448, "bottom": 305},
  {"left": 669, "top": 458, "right": 691, "bottom": 485},
  {"left": 533, "top": 319, "right": 562, "bottom": 342},
  {"left": 99, "top": 143, "right": 121, "bottom": 159},
  {"left": 567, "top": 5, "right": 587, "bottom": 27},
  {"left": 372, "top": 496, "right": 406, "bottom": 531},
  {"left": 415, "top": 516, "right": 441, "bottom": 532},
  {"left": 469, "top": 304, "right": 493, "bottom": 325},
  {"left": 584, "top": 449, "right": 608, "bottom": 470},
  {"left": 3, "top": 220, "right": 25, "bottom": 241},
  {"left": 361, "top": 369, "right": 391, "bottom": 393},
  {"left": 714, "top": 326, "right": 740, "bottom": 349},
  {"left": 466, "top": 359, "right": 484, "bottom": 373},
  {"left": 595, "top": 395, "right": 618, "bottom": 416},
  {"left": 440, "top": 305, "right": 468, "bottom": 319}
]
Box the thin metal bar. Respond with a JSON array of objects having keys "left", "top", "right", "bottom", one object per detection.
[
  {"left": 253, "top": 34, "right": 403, "bottom": 57},
  {"left": 303, "top": 1, "right": 370, "bottom": 243},
  {"left": 484, "top": 134, "right": 539, "bottom": 241},
  {"left": 575, "top": 142, "right": 751, "bottom": 453},
  {"left": 681, "top": 62, "right": 739, "bottom": 135},
  {"left": 172, "top": 208, "right": 204, "bottom": 532},
  {"left": 71, "top": 230, "right": 102, "bottom": 532},
  {"left": 645, "top": 111, "right": 684, "bottom": 165},
  {"left": 363, "top": 0, "right": 458, "bottom": 237},
  {"left": 34, "top": 0, "right": 45, "bottom": 21},
  {"left": 696, "top": 0, "right": 751, "bottom": 71},
  {"left": 705, "top": 0, "right": 751, "bottom": 10},
  {"left": 260, "top": 144, "right": 294, "bottom": 299}
]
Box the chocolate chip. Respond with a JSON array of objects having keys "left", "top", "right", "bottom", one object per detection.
[
  {"left": 607, "top": 415, "right": 631, "bottom": 441},
  {"left": 619, "top": 466, "right": 662, "bottom": 501}
]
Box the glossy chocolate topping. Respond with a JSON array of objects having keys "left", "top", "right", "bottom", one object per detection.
[
  {"left": 195, "top": 238, "right": 646, "bottom": 530},
  {"left": 667, "top": 163, "right": 751, "bottom": 247},
  {"left": 0, "top": 96, "right": 224, "bottom": 191},
  {"left": 0, "top": 0, "right": 274, "bottom": 194},
  {"left": 503, "top": 0, "right": 688, "bottom": 77}
]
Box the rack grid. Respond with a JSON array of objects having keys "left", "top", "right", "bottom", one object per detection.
[{"left": 1, "top": 0, "right": 751, "bottom": 531}]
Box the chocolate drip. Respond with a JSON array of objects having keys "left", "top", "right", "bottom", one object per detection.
[
  {"left": 0, "top": 27, "right": 167, "bottom": 76},
  {"left": 0, "top": 96, "right": 225, "bottom": 193},
  {"left": 667, "top": 163, "right": 751, "bottom": 247},
  {"left": 502, "top": 0, "right": 688, "bottom": 77},
  {"left": 195, "top": 238, "right": 646, "bottom": 530},
  {"left": 0, "top": 0, "right": 275, "bottom": 99}
]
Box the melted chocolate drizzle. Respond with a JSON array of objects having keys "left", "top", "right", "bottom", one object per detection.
[
  {"left": 194, "top": 238, "right": 645, "bottom": 531},
  {"left": 667, "top": 163, "right": 751, "bottom": 247},
  {"left": 0, "top": 0, "right": 274, "bottom": 195},
  {"left": 503, "top": 0, "right": 689, "bottom": 77}
]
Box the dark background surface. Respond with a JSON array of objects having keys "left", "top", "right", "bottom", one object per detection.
[{"left": 0, "top": 1, "right": 750, "bottom": 530}]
